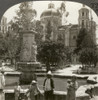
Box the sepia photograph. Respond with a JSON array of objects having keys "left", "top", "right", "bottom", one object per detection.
[{"left": 0, "top": 0, "right": 98, "bottom": 100}]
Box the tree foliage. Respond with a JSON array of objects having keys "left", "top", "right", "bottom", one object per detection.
[
  {"left": 81, "top": 33, "right": 95, "bottom": 48},
  {"left": 0, "top": 29, "right": 20, "bottom": 64},
  {"left": 79, "top": 48, "right": 98, "bottom": 67},
  {"left": 74, "top": 27, "right": 98, "bottom": 68},
  {"left": 0, "top": 33, "right": 6, "bottom": 56},
  {"left": 74, "top": 28, "right": 87, "bottom": 54},
  {"left": 77, "top": 28, "right": 98, "bottom": 67},
  {"left": 37, "top": 40, "right": 71, "bottom": 71}
]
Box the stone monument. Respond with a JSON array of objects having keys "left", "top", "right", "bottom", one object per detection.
[
  {"left": 17, "top": 30, "right": 40, "bottom": 72},
  {"left": 16, "top": 3, "right": 40, "bottom": 84}
]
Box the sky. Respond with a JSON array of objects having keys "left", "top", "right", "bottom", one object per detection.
[{"left": 3, "top": 1, "right": 98, "bottom": 39}]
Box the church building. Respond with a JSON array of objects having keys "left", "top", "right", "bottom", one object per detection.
[{"left": 40, "top": 3, "right": 96, "bottom": 63}]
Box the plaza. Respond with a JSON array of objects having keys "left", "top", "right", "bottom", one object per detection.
[{"left": 0, "top": 1, "right": 98, "bottom": 100}]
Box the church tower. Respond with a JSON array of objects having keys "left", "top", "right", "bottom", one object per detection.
[
  {"left": 78, "top": 4, "right": 96, "bottom": 44},
  {"left": 78, "top": 4, "right": 89, "bottom": 29}
]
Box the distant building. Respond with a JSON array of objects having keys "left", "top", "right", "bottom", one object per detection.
[
  {"left": 40, "top": 3, "right": 61, "bottom": 41},
  {"left": 0, "top": 16, "right": 8, "bottom": 34},
  {"left": 40, "top": 3, "right": 96, "bottom": 63}
]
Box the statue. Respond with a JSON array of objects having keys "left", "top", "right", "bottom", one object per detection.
[
  {"left": 18, "top": 2, "right": 37, "bottom": 31},
  {"left": 62, "top": 11, "right": 69, "bottom": 25},
  {"left": 59, "top": 2, "right": 69, "bottom": 25}
]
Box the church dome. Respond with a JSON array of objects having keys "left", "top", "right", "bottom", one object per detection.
[{"left": 40, "top": 3, "right": 60, "bottom": 18}]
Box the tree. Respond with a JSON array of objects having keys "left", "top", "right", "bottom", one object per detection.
[
  {"left": 79, "top": 48, "right": 98, "bottom": 68},
  {"left": 74, "top": 27, "right": 98, "bottom": 72},
  {"left": 3, "top": 30, "right": 20, "bottom": 64},
  {"left": 0, "top": 28, "right": 20, "bottom": 65},
  {"left": 37, "top": 40, "right": 71, "bottom": 71},
  {"left": 74, "top": 28, "right": 87, "bottom": 54},
  {"left": 0, "top": 33, "right": 6, "bottom": 57},
  {"left": 81, "top": 33, "right": 95, "bottom": 48},
  {"left": 79, "top": 31, "right": 98, "bottom": 69}
]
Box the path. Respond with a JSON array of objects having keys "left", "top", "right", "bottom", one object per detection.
[{"left": 55, "top": 64, "right": 98, "bottom": 79}]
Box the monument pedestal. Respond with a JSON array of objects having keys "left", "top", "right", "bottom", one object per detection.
[
  {"left": 17, "top": 30, "right": 40, "bottom": 84},
  {"left": 17, "top": 62, "right": 40, "bottom": 72},
  {"left": 17, "top": 62, "right": 40, "bottom": 84}
]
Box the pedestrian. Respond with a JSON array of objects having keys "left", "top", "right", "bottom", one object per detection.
[
  {"left": 1, "top": 60, "right": 5, "bottom": 67},
  {"left": 71, "top": 76, "right": 78, "bottom": 100},
  {"left": 66, "top": 76, "right": 78, "bottom": 100},
  {"left": 71, "top": 76, "right": 78, "bottom": 90},
  {"left": 43, "top": 70, "right": 54, "bottom": 100},
  {"left": 25, "top": 80, "right": 42, "bottom": 100},
  {"left": 66, "top": 79, "right": 73, "bottom": 100},
  {"left": 1, "top": 60, "right": 5, "bottom": 71},
  {"left": 14, "top": 82, "right": 21, "bottom": 100},
  {"left": 77, "top": 66, "right": 82, "bottom": 74},
  {"left": 0, "top": 70, "right": 5, "bottom": 100}
]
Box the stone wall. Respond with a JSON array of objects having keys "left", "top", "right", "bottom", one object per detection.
[
  {"left": 4, "top": 83, "right": 98, "bottom": 100},
  {"left": 4, "top": 89, "right": 90, "bottom": 100}
]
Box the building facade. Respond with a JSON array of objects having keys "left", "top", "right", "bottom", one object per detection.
[
  {"left": 40, "top": 3, "right": 96, "bottom": 63},
  {"left": 0, "top": 16, "right": 7, "bottom": 34}
]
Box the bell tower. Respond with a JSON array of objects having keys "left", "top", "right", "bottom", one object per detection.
[{"left": 78, "top": 4, "right": 89, "bottom": 29}]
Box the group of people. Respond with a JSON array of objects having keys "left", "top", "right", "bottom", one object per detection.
[
  {"left": 0, "top": 69, "right": 78, "bottom": 100},
  {"left": 14, "top": 71, "right": 54, "bottom": 100},
  {"left": 14, "top": 70, "right": 78, "bottom": 100},
  {"left": 22, "top": 70, "right": 54, "bottom": 100}
]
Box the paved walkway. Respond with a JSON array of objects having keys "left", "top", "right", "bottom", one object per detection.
[{"left": 55, "top": 64, "right": 98, "bottom": 79}]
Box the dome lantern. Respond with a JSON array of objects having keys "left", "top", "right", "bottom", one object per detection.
[{"left": 48, "top": 3, "right": 55, "bottom": 9}]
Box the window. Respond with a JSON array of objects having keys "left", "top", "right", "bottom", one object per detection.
[
  {"left": 82, "top": 20, "right": 84, "bottom": 26},
  {"left": 82, "top": 12, "right": 84, "bottom": 16},
  {"left": 86, "top": 12, "right": 88, "bottom": 17},
  {"left": 73, "top": 35, "right": 76, "bottom": 39}
]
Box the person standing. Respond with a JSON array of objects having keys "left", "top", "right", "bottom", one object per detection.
[
  {"left": 71, "top": 76, "right": 78, "bottom": 100},
  {"left": 14, "top": 82, "right": 21, "bottom": 100},
  {"left": 25, "top": 80, "right": 41, "bottom": 100},
  {"left": 66, "top": 76, "right": 78, "bottom": 100},
  {"left": 66, "top": 79, "right": 73, "bottom": 100},
  {"left": 43, "top": 71, "right": 55, "bottom": 100},
  {"left": 0, "top": 70, "right": 5, "bottom": 100}
]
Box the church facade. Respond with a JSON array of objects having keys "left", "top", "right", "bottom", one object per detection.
[{"left": 40, "top": 3, "right": 96, "bottom": 63}]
